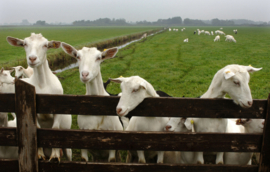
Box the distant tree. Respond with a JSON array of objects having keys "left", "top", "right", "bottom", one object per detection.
[
  {"left": 34, "top": 20, "right": 47, "bottom": 26},
  {"left": 211, "top": 18, "right": 220, "bottom": 26},
  {"left": 21, "top": 19, "right": 30, "bottom": 25}
]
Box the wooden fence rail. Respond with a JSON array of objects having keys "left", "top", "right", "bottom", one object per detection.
[{"left": 0, "top": 79, "right": 269, "bottom": 172}]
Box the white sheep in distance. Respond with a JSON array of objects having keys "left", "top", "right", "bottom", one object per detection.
[
  {"left": 175, "top": 29, "right": 178, "bottom": 32},
  {"left": 12, "top": 66, "right": 33, "bottom": 78},
  {"left": 6, "top": 33, "right": 72, "bottom": 162},
  {"left": 225, "top": 35, "right": 237, "bottom": 43},
  {"left": 224, "top": 118, "right": 264, "bottom": 165},
  {"left": 61, "top": 43, "right": 123, "bottom": 162},
  {"left": 216, "top": 31, "right": 226, "bottom": 35},
  {"left": 165, "top": 64, "right": 262, "bottom": 164},
  {"left": 198, "top": 31, "right": 201, "bottom": 35},
  {"left": 169, "top": 28, "right": 171, "bottom": 31},
  {"left": 183, "top": 38, "right": 188, "bottom": 42},
  {"left": 204, "top": 31, "right": 210, "bottom": 35},
  {"left": 181, "top": 29, "right": 183, "bottom": 32},
  {"left": 214, "top": 35, "right": 220, "bottom": 42},
  {"left": 211, "top": 31, "right": 214, "bottom": 35},
  {"left": 200, "top": 30, "right": 205, "bottom": 33},
  {"left": 110, "top": 76, "right": 169, "bottom": 164}
]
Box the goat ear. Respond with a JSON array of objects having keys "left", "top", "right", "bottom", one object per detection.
[
  {"left": 48, "top": 41, "right": 61, "bottom": 49},
  {"left": 61, "top": 42, "right": 78, "bottom": 58},
  {"left": 245, "top": 66, "right": 262, "bottom": 73},
  {"left": 140, "top": 81, "right": 158, "bottom": 97},
  {"left": 110, "top": 77, "right": 125, "bottom": 84},
  {"left": 223, "top": 69, "right": 235, "bottom": 80},
  {"left": 9, "top": 68, "right": 14, "bottom": 73},
  {"left": 6, "top": 36, "right": 24, "bottom": 47},
  {"left": 0, "top": 67, "right": 4, "bottom": 73},
  {"left": 101, "top": 47, "right": 118, "bottom": 60},
  {"left": 183, "top": 118, "right": 193, "bottom": 131}
]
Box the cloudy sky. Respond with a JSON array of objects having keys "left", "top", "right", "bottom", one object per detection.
[{"left": 1, "top": 0, "right": 269, "bottom": 24}]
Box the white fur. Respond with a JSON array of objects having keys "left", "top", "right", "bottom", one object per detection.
[
  {"left": 111, "top": 76, "right": 169, "bottom": 163},
  {"left": 225, "top": 35, "right": 237, "bottom": 43},
  {"left": 204, "top": 31, "right": 210, "bottom": 35},
  {"left": 6, "top": 33, "right": 72, "bottom": 161},
  {"left": 211, "top": 31, "right": 214, "bottom": 35},
  {"left": 61, "top": 42, "right": 123, "bottom": 162},
  {"left": 12, "top": 66, "right": 33, "bottom": 78},
  {"left": 141, "top": 33, "right": 147, "bottom": 39},
  {"left": 214, "top": 35, "right": 220, "bottom": 42},
  {"left": 183, "top": 38, "right": 188, "bottom": 42}
]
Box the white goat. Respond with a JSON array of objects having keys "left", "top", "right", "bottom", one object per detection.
[
  {"left": 0, "top": 68, "right": 18, "bottom": 159},
  {"left": 61, "top": 43, "right": 123, "bottom": 162},
  {"left": 200, "top": 30, "right": 205, "bottom": 33},
  {"left": 12, "top": 66, "right": 33, "bottom": 78},
  {"left": 233, "top": 29, "right": 238, "bottom": 34},
  {"left": 224, "top": 118, "right": 264, "bottom": 165},
  {"left": 225, "top": 35, "right": 237, "bottom": 43},
  {"left": 211, "top": 31, "right": 214, "bottom": 35},
  {"left": 198, "top": 31, "right": 201, "bottom": 35},
  {"left": 166, "top": 65, "right": 261, "bottom": 164},
  {"left": 181, "top": 29, "right": 183, "bottom": 32},
  {"left": 7, "top": 33, "right": 72, "bottom": 162},
  {"left": 183, "top": 38, "right": 188, "bottom": 42},
  {"left": 216, "top": 31, "right": 226, "bottom": 35},
  {"left": 214, "top": 35, "right": 220, "bottom": 42},
  {"left": 110, "top": 76, "right": 169, "bottom": 164},
  {"left": 175, "top": 29, "right": 178, "bottom": 32},
  {"left": 169, "top": 28, "right": 171, "bottom": 31},
  {"left": 204, "top": 31, "right": 210, "bottom": 35}
]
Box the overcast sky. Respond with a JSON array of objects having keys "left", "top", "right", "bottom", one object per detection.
[{"left": 1, "top": 0, "right": 270, "bottom": 24}]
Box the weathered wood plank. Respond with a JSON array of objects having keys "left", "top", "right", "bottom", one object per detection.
[
  {"left": 0, "top": 159, "right": 19, "bottom": 172},
  {"left": 37, "top": 129, "right": 262, "bottom": 152},
  {"left": 36, "top": 94, "right": 266, "bottom": 118},
  {"left": 259, "top": 94, "right": 270, "bottom": 172},
  {"left": 39, "top": 161, "right": 258, "bottom": 172},
  {"left": 15, "top": 79, "right": 39, "bottom": 172},
  {"left": 0, "top": 93, "right": 15, "bottom": 112},
  {"left": 0, "top": 127, "right": 17, "bottom": 146}
]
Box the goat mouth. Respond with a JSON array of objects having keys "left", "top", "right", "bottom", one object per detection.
[
  {"left": 118, "top": 109, "right": 128, "bottom": 117},
  {"left": 240, "top": 102, "right": 250, "bottom": 108}
]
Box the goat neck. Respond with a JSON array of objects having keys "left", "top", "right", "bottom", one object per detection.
[
  {"left": 31, "top": 60, "right": 53, "bottom": 89},
  {"left": 201, "top": 71, "right": 225, "bottom": 98},
  {"left": 85, "top": 72, "right": 108, "bottom": 96}
]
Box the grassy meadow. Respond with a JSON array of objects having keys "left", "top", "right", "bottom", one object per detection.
[{"left": 0, "top": 26, "right": 158, "bottom": 65}]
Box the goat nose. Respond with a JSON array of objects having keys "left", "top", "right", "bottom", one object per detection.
[
  {"left": 29, "top": 56, "right": 37, "bottom": 63},
  {"left": 116, "top": 108, "right": 122, "bottom": 115},
  {"left": 82, "top": 72, "right": 89, "bottom": 78},
  {"left": 165, "top": 125, "right": 172, "bottom": 131},
  {"left": 247, "top": 101, "right": 253, "bottom": 107}
]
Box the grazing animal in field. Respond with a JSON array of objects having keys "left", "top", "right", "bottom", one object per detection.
[
  {"left": 225, "top": 35, "right": 237, "bottom": 43},
  {"left": 110, "top": 76, "right": 169, "bottom": 164},
  {"left": 214, "top": 35, "right": 220, "bottom": 42},
  {"left": 6, "top": 33, "right": 72, "bottom": 162},
  {"left": 183, "top": 38, "right": 188, "bottom": 42},
  {"left": 61, "top": 42, "right": 123, "bottom": 162},
  {"left": 194, "top": 31, "right": 196, "bottom": 34}
]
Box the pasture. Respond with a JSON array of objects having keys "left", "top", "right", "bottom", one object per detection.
[
  {"left": 54, "top": 26, "right": 270, "bottom": 161},
  {"left": 0, "top": 26, "right": 158, "bottom": 65}
]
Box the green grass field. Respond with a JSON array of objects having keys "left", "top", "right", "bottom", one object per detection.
[
  {"left": 55, "top": 26, "right": 270, "bottom": 161},
  {"left": 0, "top": 26, "right": 158, "bottom": 65}
]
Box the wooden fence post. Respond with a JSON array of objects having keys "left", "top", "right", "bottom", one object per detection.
[
  {"left": 15, "top": 79, "right": 38, "bottom": 172},
  {"left": 259, "top": 93, "right": 270, "bottom": 172}
]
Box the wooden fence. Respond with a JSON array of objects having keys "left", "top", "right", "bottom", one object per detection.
[{"left": 0, "top": 79, "right": 269, "bottom": 172}]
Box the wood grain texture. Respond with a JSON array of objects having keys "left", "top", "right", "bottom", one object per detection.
[
  {"left": 259, "top": 94, "right": 270, "bottom": 172},
  {"left": 15, "top": 79, "right": 39, "bottom": 172},
  {"left": 39, "top": 161, "right": 258, "bottom": 172},
  {"left": 36, "top": 94, "right": 267, "bottom": 118},
  {"left": 37, "top": 129, "right": 262, "bottom": 152},
  {"left": 0, "top": 127, "right": 17, "bottom": 146}
]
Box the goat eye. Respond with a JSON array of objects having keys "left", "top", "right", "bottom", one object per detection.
[
  {"left": 43, "top": 45, "right": 48, "bottom": 48},
  {"left": 77, "top": 56, "right": 80, "bottom": 60},
  {"left": 132, "top": 89, "right": 139, "bottom": 93},
  {"left": 23, "top": 43, "right": 27, "bottom": 47},
  {"left": 234, "top": 81, "right": 240, "bottom": 86}
]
